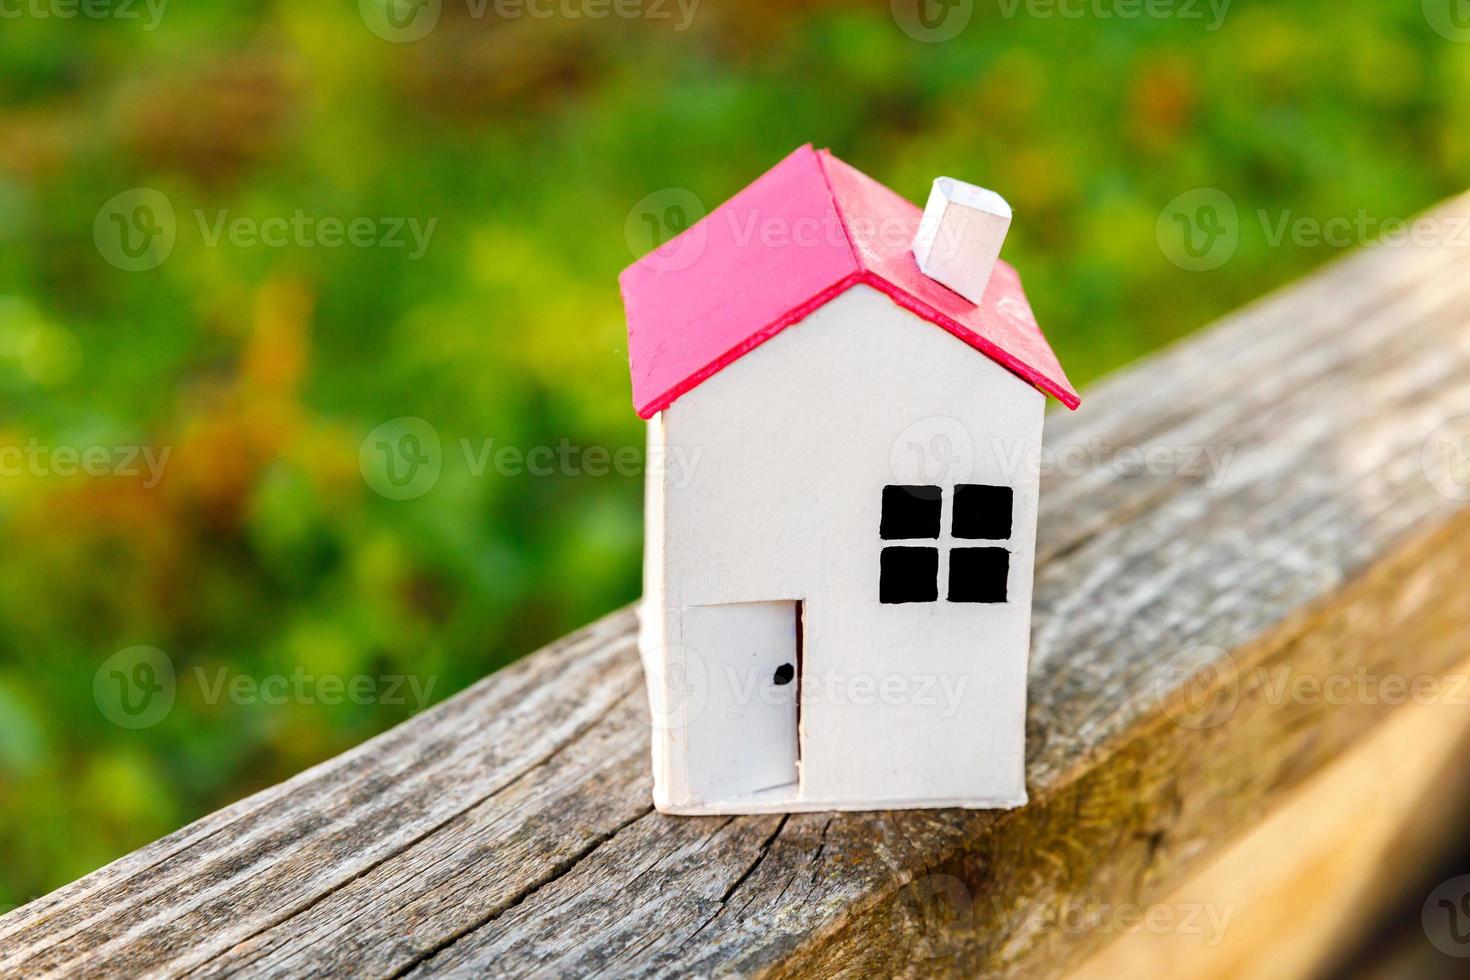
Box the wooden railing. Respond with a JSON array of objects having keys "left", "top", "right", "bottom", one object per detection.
[{"left": 6, "top": 194, "right": 1470, "bottom": 978}]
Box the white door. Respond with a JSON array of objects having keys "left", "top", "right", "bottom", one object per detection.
[{"left": 682, "top": 601, "right": 800, "bottom": 801}]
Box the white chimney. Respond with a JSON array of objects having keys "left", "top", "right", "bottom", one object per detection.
[{"left": 912, "top": 177, "right": 1012, "bottom": 305}]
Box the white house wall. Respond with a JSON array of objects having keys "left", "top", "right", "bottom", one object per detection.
[{"left": 642, "top": 283, "right": 1047, "bottom": 813}]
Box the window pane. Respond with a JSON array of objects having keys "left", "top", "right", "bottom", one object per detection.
[
  {"left": 880, "top": 485, "right": 942, "bottom": 540},
  {"left": 948, "top": 547, "right": 1009, "bottom": 603},
  {"left": 952, "top": 484, "right": 1013, "bottom": 540},
  {"left": 880, "top": 547, "right": 939, "bottom": 604}
]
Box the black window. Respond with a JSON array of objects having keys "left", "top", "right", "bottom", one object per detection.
[
  {"left": 948, "top": 547, "right": 1010, "bottom": 603},
  {"left": 952, "top": 484, "right": 1013, "bottom": 540},
  {"left": 880, "top": 485, "right": 942, "bottom": 539},
  {"left": 880, "top": 547, "right": 939, "bottom": 604},
  {"left": 878, "top": 484, "right": 1014, "bottom": 604}
]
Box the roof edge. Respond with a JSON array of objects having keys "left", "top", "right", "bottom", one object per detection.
[
  {"left": 634, "top": 269, "right": 866, "bottom": 419},
  {"left": 816, "top": 146, "right": 1080, "bottom": 411},
  {"left": 636, "top": 271, "right": 1080, "bottom": 418},
  {"left": 859, "top": 272, "right": 1082, "bottom": 410}
]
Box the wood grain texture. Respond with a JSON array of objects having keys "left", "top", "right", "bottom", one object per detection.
[
  {"left": 1070, "top": 662, "right": 1470, "bottom": 980},
  {"left": 6, "top": 194, "right": 1470, "bottom": 978}
]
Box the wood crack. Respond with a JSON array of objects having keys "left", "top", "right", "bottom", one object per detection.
[
  {"left": 391, "top": 804, "right": 656, "bottom": 979},
  {"left": 719, "top": 814, "right": 788, "bottom": 907},
  {"left": 184, "top": 672, "right": 645, "bottom": 978}
]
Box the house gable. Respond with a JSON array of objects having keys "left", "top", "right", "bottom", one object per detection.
[{"left": 620, "top": 145, "right": 1080, "bottom": 420}]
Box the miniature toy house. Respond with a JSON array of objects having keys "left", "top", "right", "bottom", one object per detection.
[{"left": 620, "top": 145, "right": 1079, "bottom": 814}]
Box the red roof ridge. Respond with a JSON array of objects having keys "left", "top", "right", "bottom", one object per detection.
[{"left": 620, "top": 146, "right": 1079, "bottom": 418}]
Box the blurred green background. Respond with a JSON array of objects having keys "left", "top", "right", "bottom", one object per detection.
[{"left": 1, "top": 0, "right": 1467, "bottom": 909}]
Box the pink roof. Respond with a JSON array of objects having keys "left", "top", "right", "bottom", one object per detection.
[{"left": 619, "top": 145, "right": 1080, "bottom": 419}]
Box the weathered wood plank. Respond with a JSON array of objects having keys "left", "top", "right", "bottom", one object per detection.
[
  {"left": 1070, "top": 666, "right": 1470, "bottom": 980},
  {"left": 5, "top": 194, "right": 1470, "bottom": 978}
]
